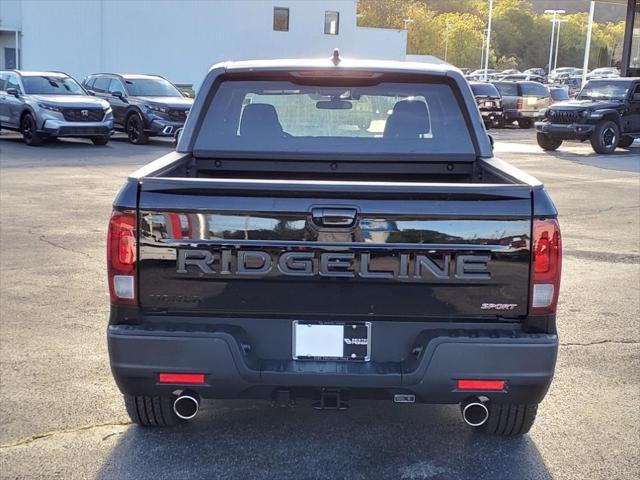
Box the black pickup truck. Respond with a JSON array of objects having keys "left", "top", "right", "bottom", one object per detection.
[{"left": 107, "top": 56, "right": 562, "bottom": 436}]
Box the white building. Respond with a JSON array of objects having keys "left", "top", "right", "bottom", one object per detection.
[{"left": 0, "top": 0, "right": 407, "bottom": 89}]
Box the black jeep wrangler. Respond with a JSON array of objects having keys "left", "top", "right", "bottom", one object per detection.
[{"left": 535, "top": 78, "right": 640, "bottom": 154}]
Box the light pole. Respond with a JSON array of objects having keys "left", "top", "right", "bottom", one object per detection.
[
  {"left": 544, "top": 9, "right": 565, "bottom": 74},
  {"left": 444, "top": 23, "right": 452, "bottom": 63},
  {"left": 581, "top": 1, "right": 595, "bottom": 87},
  {"left": 483, "top": 0, "right": 494, "bottom": 81},
  {"left": 480, "top": 29, "right": 488, "bottom": 70},
  {"left": 553, "top": 19, "right": 568, "bottom": 71}
]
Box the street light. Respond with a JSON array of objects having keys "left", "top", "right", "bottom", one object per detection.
[
  {"left": 444, "top": 23, "right": 452, "bottom": 63},
  {"left": 483, "top": 0, "right": 494, "bottom": 81},
  {"left": 544, "top": 9, "right": 565, "bottom": 74},
  {"left": 480, "top": 29, "right": 487, "bottom": 69},
  {"left": 582, "top": 1, "right": 595, "bottom": 88},
  {"left": 553, "top": 19, "right": 569, "bottom": 71}
]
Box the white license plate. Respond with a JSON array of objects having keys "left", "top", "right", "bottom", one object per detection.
[
  {"left": 292, "top": 322, "right": 371, "bottom": 361},
  {"left": 484, "top": 101, "right": 493, "bottom": 107}
]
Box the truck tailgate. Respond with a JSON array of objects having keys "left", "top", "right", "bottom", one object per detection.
[{"left": 137, "top": 178, "right": 532, "bottom": 320}]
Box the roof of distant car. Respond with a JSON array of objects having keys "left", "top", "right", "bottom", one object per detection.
[
  {"left": 88, "top": 73, "right": 165, "bottom": 80},
  {"left": 13, "top": 70, "right": 69, "bottom": 77},
  {"left": 587, "top": 77, "right": 638, "bottom": 82},
  {"left": 119, "top": 74, "right": 165, "bottom": 80}
]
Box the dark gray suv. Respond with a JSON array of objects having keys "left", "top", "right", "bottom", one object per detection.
[
  {"left": 0, "top": 70, "right": 113, "bottom": 146},
  {"left": 82, "top": 73, "right": 193, "bottom": 144}
]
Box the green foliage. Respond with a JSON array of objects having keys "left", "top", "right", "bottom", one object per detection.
[{"left": 357, "top": 0, "right": 625, "bottom": 70}]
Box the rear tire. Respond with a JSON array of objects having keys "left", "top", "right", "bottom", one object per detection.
[
  {"left": 590, "top": 120, "right": 619, "bottom": 154},
  {"left": 126, "top": 113, "right": 148, "bottom": 145},
  {"left": 124, "top": 394, "right": 182, "bottom": 427},
  {"left": 517, "top": 118, "right": 533, "bottom": 129},
  {"left": 21, "top": 113, "right": 44, "bottom": 146},
  {"left": 536, "top": 132, "right": 562, "bottom": 151},
  {"left": 479, "top": 403, "right": 538, "bottom": 436},
  {"left": 618, "top": 135, "right": 634, "bottom": 148},
  {"left": 91, "top": 135, "right": 110, "bottom": 146}
]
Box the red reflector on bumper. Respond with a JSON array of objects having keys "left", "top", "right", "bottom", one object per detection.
[
  {"left": 158, "top": 373, "right": 205, "bottom": 384},
  {"left": 457, "top": 379, "right": 505, "bottom": 391}
]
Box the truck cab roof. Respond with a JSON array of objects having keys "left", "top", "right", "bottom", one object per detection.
[{"left": 211, "top": 57, "right": 463, "bottom": 78}]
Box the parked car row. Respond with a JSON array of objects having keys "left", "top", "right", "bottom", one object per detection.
[
  {"left": 465, "top": 66, "right": 621, "bottom": 86},
  {"left": 469, "top": 80, "right": 551, "bottom": 129},
  {"left": 0, "top": 70, "right": 193, "bottom": 146}
]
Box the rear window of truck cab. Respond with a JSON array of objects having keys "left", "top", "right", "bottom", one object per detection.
[
  {"left": 470, "top": 83, "right": 500, "bottom": 97},
  {"left": 193, "top": 77, "right": 476, "bottom": 158},
  {"left": 520, "top": 82, "right": 549, "bottom": 97}
]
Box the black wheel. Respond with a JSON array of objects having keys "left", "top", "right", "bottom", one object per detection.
[
  {"left": 478, "top": 403, "right": 538, "bottom": 436},
  {"left": 91, "top": 135, "right": 110, "bottom": 146},
  {"left": 21, "top": 113, "right": 44, "bottom": 146},
  {"left": 536, "top": 132, "right": 562, "bottom": 151},
  {"left": 618, "top": 135, "right": 634, "bottom": 148},
  {"left": 484, "top": 121, "right": 492, "bottom": 130},
  {"left": 124, "top": 394, "right": 181, "bottom": 427},
  {"left": 590, "top": 120, "right": 620, "bottom": 154},
  {"left": 126, "top": 113, "right": 148, "bottom": 145},
  {"left": 494, "top": 118, "right": 505, "bottom": 129},
  {"left": 517, "top": 118, "right": 533, "bottom": 129}
]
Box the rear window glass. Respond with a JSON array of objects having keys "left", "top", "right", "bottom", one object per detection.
[
  {"left": 470, "top": 83, "right": 499, "bottom": 97},
  {"left": 521, "top": 82, "right": 549, "bottom": 97},
  {"left": 550, "top": 88, "right": 570, "bottom": 101},
  {"left": 494, "top": 82, "right": 517, "bottom": 96},
  {"left": 194, "top": 79, "right": 476, "bottom": 157}
]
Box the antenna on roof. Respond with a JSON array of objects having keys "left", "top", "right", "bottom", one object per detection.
[{"left": 331, "top": 48, "right": 341, "bottom": 66}]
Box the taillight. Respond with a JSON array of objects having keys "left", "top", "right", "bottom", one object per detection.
[
  {"left": 107, "top": 209, "right": 136, "bottom": 305},
  {"left": 530, "top": 218, "right": 562, "bottom": 315},
  {"left": 516, "top": 99, "right": 524, "bottom": 109},
  {"left": 457, "top": 379, "right": 505, "bottom": 391},
  {"left": 158, "top": 373, "right": 205, "bottom": 385}
]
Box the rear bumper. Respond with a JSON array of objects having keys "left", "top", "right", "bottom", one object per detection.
[
  {"left": 504, "top": 110, "right": 537, "bottom": 120},
  {"left": 535, "top": 121, "right": 595, "bottom": 139},
  {"left": 480, "top": 110, "right": 504, "bottom": 123},
  {"left": 108, "top": 322, "right": 558, "bottom": 405}
]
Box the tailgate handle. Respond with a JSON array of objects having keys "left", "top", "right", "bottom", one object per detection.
[{"left": 311, "top": 207, "right": 358, "bottom": 228}]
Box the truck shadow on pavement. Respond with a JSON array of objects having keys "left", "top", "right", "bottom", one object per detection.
[
  {"left": 97, "top": 400, "right": 551, "bottom": 480},
  {"left": 547, "top": 146, "right": 640, "bottom": 173}
]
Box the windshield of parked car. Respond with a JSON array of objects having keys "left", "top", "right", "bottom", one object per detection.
[
  {"left": 471, "top": 83, "right": 500, "bottom": 97},
  {"left": 194, "top": 78, "right": 476, "bottom": 158},
  {"left": 577, "top": 81, "right": 631, "bottom": 101},
  {"left": 22, "top": 75, "right": 85, "bottom": 95},
  {"left": 124, "top": 77, "right": 182, "bottom": 97}
]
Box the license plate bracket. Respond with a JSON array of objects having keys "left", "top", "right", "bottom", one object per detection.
[{"left": 292, "top": 321, "right": 371, "bottom": 361}]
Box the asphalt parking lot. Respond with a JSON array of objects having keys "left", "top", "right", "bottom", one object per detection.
[{"left": 0, "top": 130, "right": 638, "bottom": 480}]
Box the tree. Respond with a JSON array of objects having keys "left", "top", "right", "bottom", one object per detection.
[{"left": 356, "top": 0, "right": 627, "bottom": 70}]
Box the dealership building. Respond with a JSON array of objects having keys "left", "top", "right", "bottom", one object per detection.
[{"left": 0, "top": 0, "right": 408, "bottom": 88}]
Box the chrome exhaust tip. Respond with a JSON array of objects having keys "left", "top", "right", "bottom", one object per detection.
[
  {"left": 173, "top": 394, "right": 199, "bottom": 420},
  {"left": 461, "top": 398, "right": 489, "bottom": 427}
]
